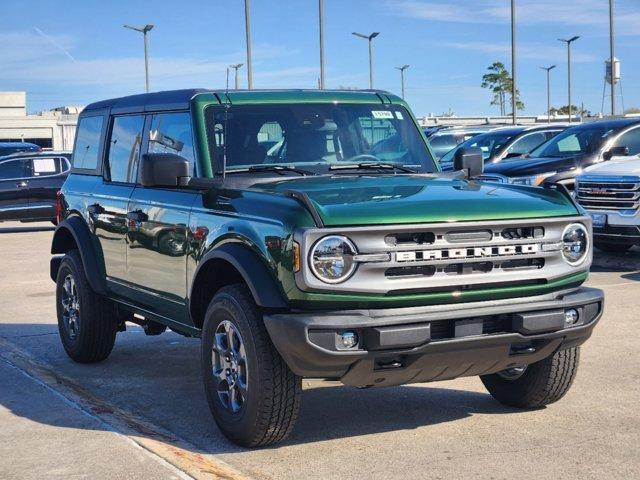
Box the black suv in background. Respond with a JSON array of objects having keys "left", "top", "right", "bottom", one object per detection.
[
  {"left": 0, "top": 151, "right": 71, "bottom": 223},
  {"left": 440, "top": 125, "right": 566, "bottom": 171},
  {"left": 0, "top": 142, "right": 41, "bottom": 157},
  {"left": 481, "top": 119, "right": 640, "bottom": 188}
]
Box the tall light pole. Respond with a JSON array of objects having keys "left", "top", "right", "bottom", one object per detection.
[
  {"left": 123, "top": 24, "right": 154, "bottom": 93},
  {"left": 244, "top": 0, "right": 253, "bottom": 89},
  {"left": 352, "top": 31, "right": 380, "bottom": 89},
  {"left": 540, "top": 65, "right": 556, "bottom": 123},
  {"left": 318, "top": 0, "right": 326, "bottom": 89},
  {"left": 395, "top": 65, "right": 410, "bottom": 99},
  {"left": 558, "top": 36, "right": 580, "bottom": 124},
  {"left": 229, "top": 63, "right": 243, "bottom": 89},
  {"left": 609, "top": 0, "right": 616, "bottom": 116},
  {"left": 510, "top": 0, "right": 517, "bottom": 124}
]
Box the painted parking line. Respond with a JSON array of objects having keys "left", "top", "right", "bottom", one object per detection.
[{"left": 0, "top": 337, "right": 251, "bottom": 480}]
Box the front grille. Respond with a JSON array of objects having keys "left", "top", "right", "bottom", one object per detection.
[
  {"left": 576, "top": 178, "right": 640, "bottom": 212},
  {"left": 297, "top": 216, "right": 589, "bottom": 296}
]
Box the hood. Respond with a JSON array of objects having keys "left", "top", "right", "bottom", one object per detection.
[
  {"left": 250, "top": 174, "right": 578, "bottom": 226},
  {"left": 484, "top": 154, "right": 590, "bottom": 177},
  {"left": 580, "top": 156, "right": 640, "bottom": 177}
]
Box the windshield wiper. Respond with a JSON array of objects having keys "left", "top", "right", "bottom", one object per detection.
[
  {"left": 224, "top": 165, "right": 314, "bottom": 176},
  {"left": 329, "top": 162, "right": 417, "bottom": 174}
]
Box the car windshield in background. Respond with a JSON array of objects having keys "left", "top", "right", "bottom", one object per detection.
[
  {"left": 428, "top": 131, "right": 483, "bottom": 159},
  {"left": 205, "top": 103, "right": 436, "bottom": 174},
  {"left": 440, "top": 130, "right": 514, "bottom": 165},
  {"left": 529, "top": 125, "right": 615, "bottom": 158}
]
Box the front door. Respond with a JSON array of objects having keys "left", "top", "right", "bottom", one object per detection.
[
  {"left": 125, "top": 111, "right": 198, "bottom": 324},
  {"left": 0, "top": 158, "right": 29, "bottom": 221}
]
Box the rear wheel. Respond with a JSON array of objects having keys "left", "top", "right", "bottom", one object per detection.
[
  {"left": 201, "top": 284, "right": 301, "bottom": 447},
  {"left": 55, "top": 250, "right": 117, "bottom": 363},
  {"left": 594, "top": 240, "right": 634, "bottom": 253},
  {"left": 481, "top": 347, "right": 580, "bottom": 408}
]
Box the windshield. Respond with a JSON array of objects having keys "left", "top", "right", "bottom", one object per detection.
[
  {"left": 529, "top": 125, "right": 616, "bottom": 158},
  {"left": 428, "top": 131, "right": 482, "bottom": 159},
  {"left": 205, "top": 103, "right": 436, "bottom": 174},
  {"left": 440, "top": 130, "right": 515, "bottom": 166}
]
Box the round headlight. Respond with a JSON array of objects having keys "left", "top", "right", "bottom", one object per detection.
[
  {"left": 310, "top": 235, "right": 357, "bottom": 283},
  {"left": 561, "top": 223, "right": 589, "bottom": 266}
]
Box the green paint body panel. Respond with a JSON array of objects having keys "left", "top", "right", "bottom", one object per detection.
[{"left": 59, "top": 89, "right": 589, "bottom": 333}]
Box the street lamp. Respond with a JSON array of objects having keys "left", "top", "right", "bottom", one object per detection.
[
  {"left": 609, "top": 0, "right": 616, "bottom": 116},
  {"left": 229, "top": 64, "right": 243, "bottom": 90},
  {"left": 319, "top": 0, "right": 326, "bottom": 89},
  {"left": 244, "top": 0, "right": 253, "bottom": 89},
  {"left": 540, "top": 65, "right": 556, "bottom": 123},
  {"left": 123, "top": 24, "right": 154, "bottom": 93},
  {"left": 395, "top": 65, "right": 410, "bottom": 99},
  {"left": 352, "top": 31, "right": 380, "bottom": 89},
  {"left": 558, "top": 36, "right": 580, "bottom": 124},
  {"left": 510, "top": 0, "right": 517, "bottom": 125}
]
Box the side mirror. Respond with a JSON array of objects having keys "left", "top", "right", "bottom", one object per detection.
[
  {"left": 603, "top": 146, "right": 629, "bottom": 161},
  {"left": 454, "top": 147, "right": 484, "bottom": 178},
  {"left": 139, "top": 153, "right": 190, "bottom": 187},
  {"left": 504, "top": 152, "right": 523, "bottom": 159}
]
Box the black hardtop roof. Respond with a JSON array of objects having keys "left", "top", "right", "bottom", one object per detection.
[{"left": 81, "top": 88, "right": 396, "bottom": 115}]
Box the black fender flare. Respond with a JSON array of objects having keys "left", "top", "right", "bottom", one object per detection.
[
  {"left": 190, "top": 242, "right": 288, "bottom": 312},
  {"left": 50, "top": 216, "right": 107, "bottom": 295}
]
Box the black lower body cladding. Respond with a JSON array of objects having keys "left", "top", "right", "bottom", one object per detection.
[{"left": 263, "top": 287, "right": 603, "bottom": 388}]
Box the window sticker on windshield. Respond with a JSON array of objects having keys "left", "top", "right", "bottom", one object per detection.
[
  {"left": 395, "top": 111, "right": 404, "bottom": 120},
  {"left": 372, "top": 110, "right": 394, "bottom": 119},
  {"left": 33, "top": 158, "right": 56, "bottom": 174}
]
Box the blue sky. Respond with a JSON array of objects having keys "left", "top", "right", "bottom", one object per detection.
[{"left": 1, "top": 0, "right": 638, "bottom": 116}]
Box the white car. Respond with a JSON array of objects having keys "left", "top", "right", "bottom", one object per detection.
[{"left": 575, "top": 155, "right": 640, "bottom": 252}]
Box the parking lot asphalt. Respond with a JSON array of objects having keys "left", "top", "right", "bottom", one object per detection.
[{"left": 1, "top": 222, "right": 639, "bottom": 480}]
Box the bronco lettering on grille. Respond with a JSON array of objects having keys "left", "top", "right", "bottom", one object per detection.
[{"left": 395, "top": 244, "right": 539, "bottom": 262}]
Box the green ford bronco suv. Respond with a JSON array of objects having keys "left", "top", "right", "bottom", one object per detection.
[{"left": 51, "top": 89, "right": 603, "bottom": 447}]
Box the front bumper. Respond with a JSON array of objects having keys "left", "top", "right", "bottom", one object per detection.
[{"left": 264, "top": 287, "right": 604, "bottom": 388}]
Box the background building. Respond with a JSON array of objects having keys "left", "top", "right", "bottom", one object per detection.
[{"left": 0, "top": 92, "right": 81, "bottom": 151}]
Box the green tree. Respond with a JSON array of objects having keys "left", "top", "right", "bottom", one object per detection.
[
  {"left": 624, "top": 107, "right": 640, "bottom": 115},
  {"left": 550, "top": 105, "right": 591, "bottom": 117},
  {"left": 481, "top": 62, "right": 524, "bottom": 115}
]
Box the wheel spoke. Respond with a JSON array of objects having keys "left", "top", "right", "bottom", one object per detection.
[{"left": 212, "top": 320, "right": 248, "bottom": 415}]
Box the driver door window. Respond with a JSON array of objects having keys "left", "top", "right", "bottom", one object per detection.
[{"left": 615, "top": 127, "right": 640, "bottom": 156}]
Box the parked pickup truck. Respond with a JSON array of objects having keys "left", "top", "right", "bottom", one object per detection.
[
  {"left": 576, "top": 155, "right": 640, "bottom": 252},
  {"left": 50, "top": 89, "right": 603, "bottom": 447}
]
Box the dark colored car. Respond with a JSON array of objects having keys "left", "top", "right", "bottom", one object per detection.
[
  {"left": 0, "top": 151, "right": 71, "bottom": 222},
  {"left": 426, "top": 126, "right": 494, "bottom": 159},
  {"left": 0, "top": 142, "right": 41, "bottom": 157},
  {"left": 50, "top": 89, "right": 602, "bottom": 447},
  {"left": 481, "top": 119, "right": 640, "bottom": 188},
  {"left": 440, "top": 125, "right": 566, "bottom": 171}
]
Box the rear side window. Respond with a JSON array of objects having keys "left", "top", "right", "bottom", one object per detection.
[
  {"left": 147, "top": 112, "right": 196, "bottom": 175},
  {"left": 29, "top": 157, "right": 69, "bottom": 177},
  {"left": 0, "top": 159, "right": 26, "bottom": 180},
  {"left": 73, "top": 116, "right": 104, "bottom": 170},
  {"left": 107, "top": 115, "right": 144, "bottom": 183}
]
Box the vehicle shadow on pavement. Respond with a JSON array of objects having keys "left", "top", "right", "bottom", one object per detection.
[
  {"left": 590, "top": 249, "right": 640, "bottom": 274},
  {"left": 0, "top": 323, "right": 522, "bottom": 454}
]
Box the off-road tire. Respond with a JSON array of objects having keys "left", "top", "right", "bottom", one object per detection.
[
  {"left": 594, "top": 240, "right": 634, "bottom": 253},
  {"left": 481, "top": 347, "right": 580, "bottom": 408},
  {"left": 201, "top": 284, "right": 302, "bottom": 447},
  {"left": 55, "top": 249, "right": 117, "bottom": 363}
]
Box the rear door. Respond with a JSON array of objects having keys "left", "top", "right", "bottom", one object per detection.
[
  {"left": 0, "top": 158, "right": 29, "bottom": 221},
  {"left": 92, "top": 114, "right": 145, "bottom": 291},
  {"left": 125, "top": 111, "right": 198, "bottom": 323},
  {"left": 24, "top": 156, "right": 70, "bottom": 220}
]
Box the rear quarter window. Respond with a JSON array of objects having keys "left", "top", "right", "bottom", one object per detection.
[{"left": 73, "top": 115, "right": 104, "bottom": 172}]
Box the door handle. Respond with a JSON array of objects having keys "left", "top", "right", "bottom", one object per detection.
[
  {"left": 87, "top": 203, "right": 105, "bottom": 215},
  {"left": 16, "top": 181, "right": 28, "bottom": 188},
  {"left": 127, "top": 211, "right": 148, "bottom": 223}
]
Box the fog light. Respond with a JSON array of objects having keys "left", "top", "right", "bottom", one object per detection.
[
  {"left": 564, "top": 308, "right": 579, "bottom": 326},
  {"left": 340, "top": 331, "right": 359, "bottom": 349}
]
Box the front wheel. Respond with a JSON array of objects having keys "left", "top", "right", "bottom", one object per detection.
[
  {"left": 481, "top": 347, "right": 580, "bottom": 408},
  {"left": 201, "top": 284, "right": 301, "bottom": 447}
]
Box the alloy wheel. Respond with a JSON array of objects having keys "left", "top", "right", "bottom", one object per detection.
[
  {"left": 212, "top": 320, "right": 248, "bottom": 413},
  {"left": 61, "top": 273, "right": 81, "bottom": 340}
]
